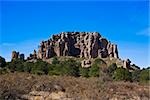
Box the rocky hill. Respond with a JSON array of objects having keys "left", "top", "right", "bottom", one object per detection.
[{"left": 11, "top": 32, "right": 139, "bottom": 70}]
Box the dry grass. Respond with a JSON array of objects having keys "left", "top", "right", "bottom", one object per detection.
[{"left": 0, "top": 72, "right": 149, "bottom": 100}]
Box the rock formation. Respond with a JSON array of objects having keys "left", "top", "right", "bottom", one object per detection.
[
  {"left": 123, "top": 59, "right": 131, "bottom": 69},
  {"left": 81, "top": 59, "right": 92, "bottom": 68},
  {"left": 19, "top": 54, "right": 25, "bottom": 60},
  {"left": 27, "top": 50, "right": 37, "bottom": 60},
  {"left": 11, "top": 32, "right": 139, "bottom": 70},
  {"left": 36, "top": 32, "right": 119, "bottom": 59},
  {"left": 12, "top": 51, "right": 19, "bottom": 60},
  {"left": 11, "top": 51, "right": 24, "bottom": 60}
]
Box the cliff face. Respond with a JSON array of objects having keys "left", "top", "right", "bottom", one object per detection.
[{"left": 37, "top": 32, "right": 119, "bottom": 59}]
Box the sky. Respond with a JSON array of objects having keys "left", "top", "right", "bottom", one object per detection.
[{"left": 0, "top": 0, "right": 149, "bottom": 68}]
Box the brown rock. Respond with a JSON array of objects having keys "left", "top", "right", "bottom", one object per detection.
[
  {"left": 81, "top": 59, "right": 92, "bottom": 68},
  {"left": 11, "top": 51, "right": 19, "bottom": 60},
  {"left": 19, "top": 54, "right": 25, "bottom": 60},
  {"left": 35, "top": 32, "right": 119, "bottom": 59}
]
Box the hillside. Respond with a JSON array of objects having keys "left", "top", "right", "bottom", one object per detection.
[{"left": 0, "top": 72, "right": 149, "bottom": 100}]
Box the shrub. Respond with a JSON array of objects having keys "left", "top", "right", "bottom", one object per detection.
[
  {"left": 132, "top": 70, "right": 141, "bottom": 82},
  {"left": 23, "top": 62, "right": 34, "bottom": 73},
  {"left": 113, "top": 67, "right": 132, "bottom": 81},
  {"left": 6, "top": 59, "right": 24, "bottom": 72},
  {"left": 0, "top": 56, "right": 6, "bottom": 68},
  {"left": 31, "top": 60, "right": 48, "bottom": 75},
  {"left": 48, "top": 64, "right": 63, "bottom": 75},
  {"left": 49, "top": 58, "right": 80, "bottom": 76},
  {"left": 61, "top": 59, "right": 80, "bottom": 76},
  {"left": 0, "top": 68, "right": 8, "bottom": 74},
  {"left": 89, "top": 58, "right": 106, "bottom": 77},
  {"left": 107, "top": 63, "right": 117, "bottom": 76},
  {"left": 140, "top": 69, "right": 150, "bottom": 83},
  {"left": 89, "top": 63, "right": 100, "bottom": 77},
  {"left": 52, "top": 57, "right": 60, "bottom": 65},
  {"left": 79, "top": 67, "right": 89, "bottom": 77}
]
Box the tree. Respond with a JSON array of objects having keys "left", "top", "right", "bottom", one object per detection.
[
  {"left": 23, "top": 62, "right": 34, "bottom": 73},
  {"left": 48, "top": 58, "right": 80, "bottom": 76},
  {"left": 113, "top": 67, "right": 132, "bottom": 81},
  {"left": 52, "top": 57, "right": 59, "bottom": 65},
  {"left": 132, "top": 70, "right": 141, "bottom": 82},
  {"left": 79, "top": 67, "right": 89, "bottom": 77},
  {"left": 140, "top": 69, "right": 150, "bottom": 83},
  {"left": 89, "top": 63, "right": 100, "bottom": 77},
  {"left": 89, "top": 58, "right": 106, "bottom": 77},
  {"left": 6, "top": 59, "right": 24, "bottom": 72},
  {"left": 31, "top": 60, "right": 48, "bottom": 75},
  {"left": 61, "top": 59, "right": 80, "bottom": 76},
  {"left": 0, "top": 56, "right": 6, "bottom": 68},
  {"left": 107, "top": 63, "right": 117, "bottom": 76}
]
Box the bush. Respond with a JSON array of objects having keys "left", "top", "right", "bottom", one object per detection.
[
  {"left": 52, "top": 57, "right": 59, "bottom": 64},
  {"left": 6, "top": 59, "right": 24, "bottom": 72},
  {"left": 0, "top": 56, "right": 6, "bottom": 68},
  {"left": 140, "top": 69, "right": 150, "bottom": 83},
  {"left": 79, "top": 67, "right": 89, "bottom": 77},
  {"left": 49, "top": 58, "right": 80, "bottom": 77},
  {"left": 0, "top": 68, "right": 8, "bottom": 74},
  {"left": 31, "top": 60, "right": 48, "bottom": 75},
  {"left": 113, "top": 67, "right": 132, "bottom": 81},
  {"left": 107, "top": 63, "right": 117, "bottom": 76},
  {"left": 23, "top": 62, "right": 34, "bottom": 73},
  {"left": 88, "top": 58, "right": 106, "bottom": 77},
  {"left": 62, "top": 59, "right": 80, "bottom": 76},
  {"left": 89, "top": 63, "right": 100, "bottom": 77},
  {"left": 48, "top": 64, "right": 63, "bottom": 75},
  {"left": 132, "top": 70, "right": 141, "bottom": 82}
]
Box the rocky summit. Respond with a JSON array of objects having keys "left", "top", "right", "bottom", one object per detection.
[{"left": 37, "top": 32, "right": 119, "bottom": 59}]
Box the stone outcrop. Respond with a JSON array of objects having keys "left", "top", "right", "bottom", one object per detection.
[
  {"left": 37, "top": 32, "right": 119, "bottom": 59},
  {"left": 123, "top": 59, "right": 131, "bottom": 69},
  {"left": 27, "top": 50, "right": 37, "bottom": 60},
  {"left": 81, "top": 59, "right": 92, "bottom": 68},
  {"left": 12, "top": 51, "right": 19, "bottom": 60},
  {"left": 19, "top": 54, "right": 25, "bottom": 60},
  {"left": 11, "top": 51, "right": 24, "bottom": 60}
]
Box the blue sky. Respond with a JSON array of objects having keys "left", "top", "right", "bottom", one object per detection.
[{"left": 0, "top": 0, "right": 149, "bottom": 68}]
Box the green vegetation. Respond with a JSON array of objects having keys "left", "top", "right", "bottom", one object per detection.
[
  {"left": 132, "top": 70, "right": 141, "bottom": 82},
  {"left": 79, "top": 67, "right": 89, "bottom": 77},
  {"left": 107, "top": 63, "right": 117, "bottom": 76},
  {"left": 49, "top": 58, "right": 80, "bottom": 76},
  {"left": 89, "top": 58, "right": 107, "bottom": 77},
  {"left": 0, "top": 56, "right": 149, "bottom": 83},
  {"left": 113, "top": 67, "right": 132, "bottom": 81},
  {"left": 89, "top": 63, "right": 100, "bottom": 77},
  {"left": 31, "top": 60, "right": 49, "bottom": 75},
  {"left": 140, "top": 69, "right": 150, "bottom": 83},
  {"left": 0, "top": 56, "right": 6, "bottom": 68},
  {"left": 6, "top": 59, "right": 24, "bottom": 72}
]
